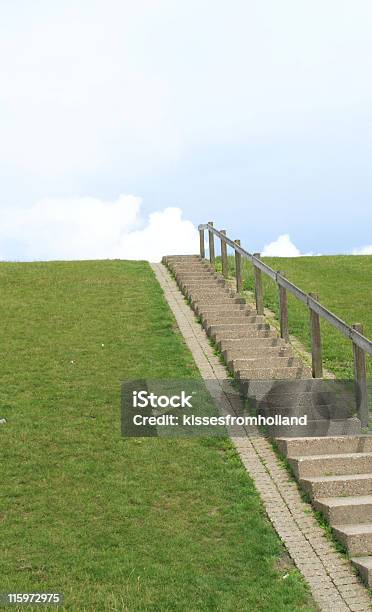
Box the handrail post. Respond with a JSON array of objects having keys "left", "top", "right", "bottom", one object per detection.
[
  {"left": 208, "top": 221, "right": 215, "bottom": 267},
  {"left": 220, "top": 230, "right": 228, "bottom": 278},
  {"left": 278, "top": 271, "right": 289, "bottom": 342},
  {"left": 352, "top": 323, "right": 368, "bottom": 428},
  {"left": 253, "top": 253, "right": 264, "bottom": 315},
  {"left": 199, "top": 228, "right": 205, "bottom": 259},
  {"left": 234, "top": 240, "right": 242, "bottom": 292},
  {"left": 309, "top": 293, "right": 323, "bottom": 378}
]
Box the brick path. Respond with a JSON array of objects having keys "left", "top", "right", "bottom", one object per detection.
[{"left": 152, "top": 262, "right": 371, "bottom": 612}]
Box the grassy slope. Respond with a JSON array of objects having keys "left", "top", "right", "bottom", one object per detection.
[{"left": 0, "top": 260, "right": 314, "bottom": 611}]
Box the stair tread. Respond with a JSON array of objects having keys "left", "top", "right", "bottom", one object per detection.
[
  {"left": 303, "top": 473, "right": 372, "bottom": 483},
  {"left": 351, "top": 555, "right": 372, "bottom": 566},
  {"left": 333, "top": 523, "right": 372, "bottom": 534},
  {"left": 317, "top": 495, "right": 372, "bottom": 507},
  {"left": 291, "top": 452, "right": 372, "bottom": 461}
]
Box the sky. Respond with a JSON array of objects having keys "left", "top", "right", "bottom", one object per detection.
[{"left": 1, "top": 0, "right": 372, "bottom": 261}]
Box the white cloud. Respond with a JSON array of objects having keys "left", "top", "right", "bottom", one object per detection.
[
  {"left": 351, "top": 244, "right": 372, "bottom": 255},
  {"left": 262, "top": 234, "right": 302, "bottom": 257},
  {"left": 0, "top": 195, "right": 199, "bottom": 262}
]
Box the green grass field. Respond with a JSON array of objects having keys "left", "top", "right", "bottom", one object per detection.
[
  {"left": 0, "top": 260, "right": 315, "bottom": 611},
  {"left": 220, "top": 254, "right": 372, "bottom": 381}
]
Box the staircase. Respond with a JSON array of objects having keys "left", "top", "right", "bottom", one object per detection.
[
  {"left": 162, "top": 254, "right": 372, "bottom": 587},
  {"left": 277, "top": 436, "right": 372, "bottom": 587}
]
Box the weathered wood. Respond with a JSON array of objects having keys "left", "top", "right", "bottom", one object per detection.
[
  {"left": 199, "top": 228, "right": 205, "bottom": 259},
  {"left": 234, "top": 239, "right": 242, "bottom": 293},
  {"left": 278, "top": 271, "right": 289, "bottom": 342},
  {"left": 220, "top": 230, "right": 228, "bottom": 278},
  {"left": 253, "top": 253, "right": 264, "bottom": 315},
  {"left": 309, "top": 292, "right": 323, "bottom": 378},
  {"left": 208, "top": 221, "right": 215, "bottom": 266},
  {"left": 352, "top": 323, "right": 369, "bottom": 428},
  {"left": 199, "top": 224, "right": 372, "bottom": 355}
]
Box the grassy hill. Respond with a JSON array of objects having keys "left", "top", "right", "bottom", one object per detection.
[{"left": 0, "top": 260, "right": 315, "bottom": 611}]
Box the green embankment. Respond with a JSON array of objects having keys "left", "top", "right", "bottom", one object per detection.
[{"left": 0, "top": 260, "right": 315, "bottom": 611}]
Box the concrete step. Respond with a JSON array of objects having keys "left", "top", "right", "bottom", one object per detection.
[
  {"left": 192, "top": 298, "right": 246, "bottom": 309},
  {"left": 176, "top": 270, "right": 219, "bottom": 277},
  {"left": 169, "top": 263, "right": 204, "bottom": 270},
  {"left": 277, "top": 436, "right": 372, "bottom": 458},
  {"left": 265, "top": 418, "right": 360, "bottom": 439},
  {"left": 237, "top": 366, "right": 311, "bottom": 381},
  {"left": 332, "top": 523, "right": 372, "bottom": 556},
  {"left": 211, "top": 327, "right": 278, "bottom": 342},
  {"left": 172, "top": 266, "right": 207, "bottom": 274},
  {"left": 204, "top": 316, "right": 264, "bottom": 330},
  {"left": 288, "top": 452, "right": 372, "bottom": 479},
  {"left": 186, "top": 289, "right": 232, "bottom": 299},
  {"left": 314, "top": 495, "right": 372, "bottom": 525},
  {"left": 300, "top": 473, "right": 372, "bottom": 499},
  {"left": 256, "top": 402, "right": 354, "bottom": 421},
  {"left": 351, "top": 556, "right": 372, "bottom": 587},
  {"left": 195, "top": 305, "right": 253, "bottom": 317},
  {"left": 181, "top": 281, "right": 225, "bottom": 289},
  {"left": 219, "top": 337, "right": 285, "bottom": 351},
  {"left": 222, "top": 345, "right": 293, "bottom": 360},
  {"left": 230, "top": 356, "right": 302, "bottom": 371},
  {"left": 206, "top": 319, "right": 270, "bottom": 332},
  {"left": 254, "top": 391, "right": 355, "bottom": 410}
]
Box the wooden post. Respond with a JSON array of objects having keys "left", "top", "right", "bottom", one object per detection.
[
  {"left": 199, "top": 228, "right": 205, "bottom": 259},
  {"left": 234, "top": 239, "right": 242, "bottom": 293},
  {"left": 208, "top": 221, "right": 215, "bottom": 267},
  {"left": 278, "top": 271, "right": 289, "bottom": 342},
  {"left": 352, "top": 323, "right": 368, "bottom": 428},
  {"left": 220, "top": 230, "right": 228, "bottom": 278},
  {"left": 253, "top": 253, "right": 264, "bottom": 315},
  {"left": 309, "top": 292, "right": 323, "bottom": 378}
]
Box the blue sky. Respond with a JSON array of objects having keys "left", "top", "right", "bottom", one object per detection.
[{"left": 1, "top": 0, "right": 372, "bottom": 260}]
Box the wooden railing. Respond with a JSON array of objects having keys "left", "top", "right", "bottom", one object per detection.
[{"left": 199, "top": 222, "right": 372, "bottom": 427}]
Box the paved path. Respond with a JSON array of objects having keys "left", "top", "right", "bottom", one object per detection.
[{"left": 152, "top": 262, "right": 371, "bottom": 612}]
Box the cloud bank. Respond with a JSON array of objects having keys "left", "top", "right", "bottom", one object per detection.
[
  {"left": 0, "top": 195, "right": 199, "bottom": 262},
  {"left": 261, "top": 234, "right": 372, "bottom": 257},
  {"left": 352, "top": 244, "right": 372, "bottom": 255},
  {"left": 262, "top": 234, "right": 303, "bottom": 257}
]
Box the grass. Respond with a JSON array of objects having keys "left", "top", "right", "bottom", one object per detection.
[{"left": 0, "top": 260, "right": 315, "bottom": 611}]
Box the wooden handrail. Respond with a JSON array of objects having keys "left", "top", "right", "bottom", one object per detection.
[{"left": 199, "top": 222, "right": 372, "bottom": 356}]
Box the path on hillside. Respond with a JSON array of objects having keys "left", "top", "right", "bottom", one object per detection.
[{"left": 152, "top": 260, "right": 371, "bottom": 612}]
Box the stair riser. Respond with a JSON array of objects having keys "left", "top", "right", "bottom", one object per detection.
[
  {"left": 231, "top": 357, "right": 301, "bottom": 370},
  {"left": 256, "top": 404, "right": 353, "bottom": 421},
  {"left": 223, "top": 347, "right": 293, "bottom": 360},
  {"left": 176, "top": 273, "right": 218, "bottom": 278},
  {"left": 238, "top": 367, "right": 310, "bottom": 381},
  {"left": 333, "top": 528, "right": 372, "bottom": 556},
  {"left": 205, "top": 320, "right": 270, "bottom": 330},
  {"left": 256, "top": 393, "right": 355, "bottom": 411},
  {"left": 314, "top": 500, "right": 372, "bottom": 525},
  {"left": 277, "top": 436, "right": 372, "bottom": 458},
  {"left": 180, "top": 282, "right": 225, "bottom": 290},
  {"left": 219, "top": 338, "right": 284, "bottom": 351},
  {"left": 192, "top": 299, "right": 246, "bottom": 309},
  {"left": 265, "top": 420, "right": 360, "bottom": 439},
  {"left": 186, "top": 290, "right": 232, "bottom": 299},
  {"left": 351, "top": 559, "right": 372, "bottom": 587},
  {"left": 289, "top": 455, "right": 372, "bottom": 478},
  {"left": 195, "top": 306, "right": 249, "bottom": 316},
  {"left": 300, "top": 477, "right": 372, "bottom": 499},
  {"left": 211, "top": 329, "right": 276, "bottom": 344},
  {"left": 202, "top": 312, "right": 264, "bottom": 321}
]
